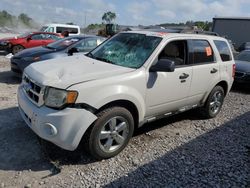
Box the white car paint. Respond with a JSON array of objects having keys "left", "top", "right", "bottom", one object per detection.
[{"left": 18, "top": 31, "right": 235, "bottom": 151}]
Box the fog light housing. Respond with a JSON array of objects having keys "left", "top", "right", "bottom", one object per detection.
[{"left": 43, "top": 123, "right": 57, "bottom": 136}]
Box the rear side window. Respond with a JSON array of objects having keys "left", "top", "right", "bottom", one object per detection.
[
  {"left": 56, "top": 27, "right": 78, "bottom": 34},
  {"left": 192, "top": 40, "right": 214, "bottom": 64},
  {"left": 214, "top": 40, "right": 232, "bottom": 62}
]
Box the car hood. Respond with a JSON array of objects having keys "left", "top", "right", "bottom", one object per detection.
[
  {"left": 0, "top": 37, "right": 15, "bottom": 42},
  {"left": 24, "top": 55, "right": 135, "bottom": 89},
  {"left": 14, "top": 46, "right": 56, "bottom": 58},
  {"left": 235, "top": 60, "right": 250, "bottom": 72}
]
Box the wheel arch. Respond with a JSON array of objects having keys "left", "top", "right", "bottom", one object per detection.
[
  {"left": 202, "top": 80, "right": 229, "bottom": 105},
  {"left": 95, "top": 99, "right": 139, "bottom": 129},
  {"left": 215, "top": 80, "right": 228, "bottom": 95}
]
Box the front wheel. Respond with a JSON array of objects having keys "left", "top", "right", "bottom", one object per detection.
[
  {"left": 202, "top": 86, "right": 225, "bottom": 118},
  {"left": 12, "top": 45, "right": 24, "bottom": 54},
  {"left": 84, "top": 107, "right": 134, "bottom": 160}
]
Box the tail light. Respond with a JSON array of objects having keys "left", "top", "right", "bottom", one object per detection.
[{"left": 232, "top": 64, "right": 236, "bottom": 78}]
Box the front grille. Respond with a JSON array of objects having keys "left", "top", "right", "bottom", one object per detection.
[
  {"left": 235, "top": 71, "right": 245, "bottom": 78},
  {"left": 22, "top": 74, "right": 44, "bottom": 106}
]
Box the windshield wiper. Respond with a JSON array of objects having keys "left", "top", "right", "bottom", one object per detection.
[
  {"left": 87, "top": 52, "right": 95, "bottom": 58},
  {"left": 86, "top": 53, "right": 114, "bottom": 64},
  {"left": 95, "top": 57, "right": 114, "bottom": 64}
]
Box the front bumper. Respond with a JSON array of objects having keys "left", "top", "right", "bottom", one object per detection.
[
  {"left": 10, "top": 58, "right": 29, "bottom": 75},
  {"left": 0, "top": 44, "right": 9, "bottom": 51},
  {"left": 18, "top": 86, "right": 97, "bottom": 151}
]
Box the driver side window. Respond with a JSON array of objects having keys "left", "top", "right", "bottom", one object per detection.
[
  {"left": 31, "top": 34, "right": 43, "bottom": 40},
  {"left": 74, "top": 38, "right": 98, "bottom": 52},
  {"left": 158, "top": 40, "right": 188, "bottom": 66}
]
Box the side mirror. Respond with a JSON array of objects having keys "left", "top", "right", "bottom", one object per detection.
[
  {"left": 68, "top": 47, "right": 79, "bottom": 56},
  {"left": 27, "top": 37, "right": 31, "bottom": 41},
  {"left": 150, "top": 59, "right": 175, "bottom": 72}
]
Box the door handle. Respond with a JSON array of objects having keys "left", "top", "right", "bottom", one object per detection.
[
  {"left": 179, "top": 73, "right": 189, "bottom": 79},
  {"left": 210, "top": 68, "right": 218, "bottom": 74}
]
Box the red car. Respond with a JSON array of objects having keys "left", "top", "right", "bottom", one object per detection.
[{"left": 0, "top": 32, "right": 63, "bottom": 54}]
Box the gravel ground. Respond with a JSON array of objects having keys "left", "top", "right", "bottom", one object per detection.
[{"left": 0, "top": 49, "right": 249, "bottom": 187}]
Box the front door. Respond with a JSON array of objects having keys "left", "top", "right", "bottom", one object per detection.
[{"left": 145, "top": 40, "right": 193, "bottom": 117}]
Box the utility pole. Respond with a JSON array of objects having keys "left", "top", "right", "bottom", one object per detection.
[{"left": 84, "top": 11, "right": 87, "bottom": 34}]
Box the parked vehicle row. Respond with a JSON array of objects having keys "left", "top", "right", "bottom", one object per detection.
[
  {"left": 234, "top": 50, "right": 250, "bottom": 84},
  {"left": 17, "top": 31, "right": 235, "bottom": 159},
  {"left": 0, "top": 32, "right": 63, "bottom": 54},
  {"left": 10, "top": 35, "right": 106, "bottom": 74}
]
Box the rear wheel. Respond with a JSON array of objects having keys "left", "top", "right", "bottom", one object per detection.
[
  {"left": 202, "top": 86, "right": 225, "bottom": 118},
  {"left": 84, "top": 107, "right": 134, "bottom": 160},
  {"left": 12, "top": 45, "right": 24, "bottom": 54}
]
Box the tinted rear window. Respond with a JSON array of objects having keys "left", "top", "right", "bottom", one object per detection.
[
  {"left": 192, "top": 40, "right": 214, "bottom": 64},
  {"left": 214, "top": 40, "right": 232, "bottom": 62},
  {"left": 56, "top": 27, "right": 78, "bottom": 34}
]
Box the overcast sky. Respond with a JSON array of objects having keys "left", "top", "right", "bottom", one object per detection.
[{"left": 1, "top": 0, "right": 250, "bottom": 26}]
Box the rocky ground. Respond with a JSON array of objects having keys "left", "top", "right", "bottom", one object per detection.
[{"left": 0, "top": 48, "right": 249, "bottom": 187}]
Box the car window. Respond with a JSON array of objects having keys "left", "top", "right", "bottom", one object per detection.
[
  {"left": 44, "top": 34, "right": 61, "bottom": 40},
  {"left": 56, "top": 27, "right": 78, "bottom": 34},
  {"left": 74, "top": 38, "right": 98, "bottom": 52},
  {"left": 158, "top": 40, "right": 188, "bottom": 66},
  {"left": 18, "top": 32, "right": 32, "bottom": 38},
  {"left": 47, "top": 27, "right": 54, "bottom": 33},
  {"left": 97, "top": 38, "right": 106, "bottom": 45},
  {"left": 31, "top": 34, "right": 44, "bottom": 40},
  {"left": 214, "top": 40, "right": 232, "bottom": 62},
  {"left": 191, "top": 40, "right": 214, "bottom": 64},
  {"left": 89, "top": 33, "right": 162, "bottom": 69},
  {"left": 235, "top": 51, "right": 250, "bottom": 62},
  {"left": 46, "top": 37, "right": 80, "bottom": 50}
]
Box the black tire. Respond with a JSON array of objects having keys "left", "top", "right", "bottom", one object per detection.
[
  {"left": 202, "top": 86, "right": 225, "bottom": 118},
  {"left": 12, "top": 45, "right": 24, "bottom": 54},
  {"left": 84, "top": 107, "right": 134, "bottom": 160}
]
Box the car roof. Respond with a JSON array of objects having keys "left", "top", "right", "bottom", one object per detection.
[
  {"left": 64, "top": 35, "right": 105, "bottom": 40},
  {"left": 119, "top": 30, "right": 226, "bottom": 41},
  {"left": 43, "top": 23, "right": 80, "bottom": 28}
]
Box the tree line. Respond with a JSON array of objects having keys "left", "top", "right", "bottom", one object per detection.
[
  {"left": 0, "top": 10, "right": 35, "bottom": 28},
  {"left": 0, "top": 9, "right": 212, "bottom": 31}
]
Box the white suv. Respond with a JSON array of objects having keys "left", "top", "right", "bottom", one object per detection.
[{"left": 18, "top": 31, "right": 235, "bottom": 159}]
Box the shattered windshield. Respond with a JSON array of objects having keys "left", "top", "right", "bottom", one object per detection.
[{"left": 88, "top": 33, "right": 162, "bottom": 68}]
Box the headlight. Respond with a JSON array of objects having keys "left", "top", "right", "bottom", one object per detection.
[
  {"left": 0, "top": 41, "right": 8, "bottom": 45},
  {"left": 44, "top": 87, "right": 78, "bottom": 109}
]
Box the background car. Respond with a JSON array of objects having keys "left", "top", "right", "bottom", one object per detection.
[
  {"left": 10, "top": 35, "right": 106, "bottom": 75},
  {"left": 238, "top": 42, "right": 250, "bottom": 52},
  {"left": 0, "top": 32, "right": 62, "bottom": 54},
  {"left": 234, "top": 50, "right": 250, "bottom": 84}
]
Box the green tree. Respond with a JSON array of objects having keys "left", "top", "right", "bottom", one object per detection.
[
  {"left": 0, "top": 10, "right": 14, "bottom": 26},
  {"left": 18, "top": 13, "right": 32, "bottom": 26},
  {"left": 194, "top": 21, "right": 212, "bottom": 31},
  {"left": 102, "top": 11, "right": 116, "bottom": 24}
]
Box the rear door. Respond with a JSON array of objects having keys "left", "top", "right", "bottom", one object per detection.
[{"left": 187, "top": 39, "right": 220, "bottom": 105}]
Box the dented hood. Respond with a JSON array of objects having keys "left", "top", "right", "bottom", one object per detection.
[{"left": 24, "top": 55, "right": 134, "bottom": 89}]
